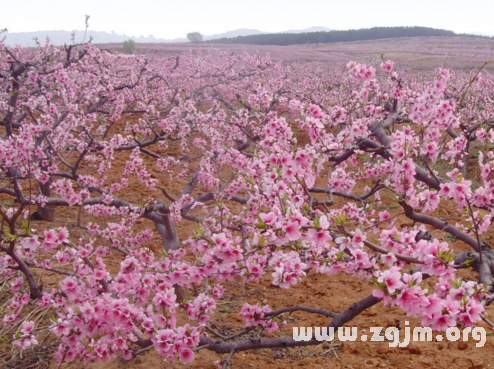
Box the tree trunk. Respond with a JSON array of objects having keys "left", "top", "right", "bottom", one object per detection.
[
  {"left": 156, "top": 218, "right": 179, "bottom": 251},
  {"left": 33, "top": 181, "right": 55, "bottom": 221}
]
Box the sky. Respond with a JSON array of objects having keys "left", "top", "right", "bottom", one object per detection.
[{"left": 2, "top": 0, "right": 494, "bottom": 40}]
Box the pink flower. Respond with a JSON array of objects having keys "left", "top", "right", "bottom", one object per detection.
[
  {"left": 59, "top": 276, "right": 79, "bottom": 300},
  {"left": 335, "top": 236, "right": 351, "bottom": 251},
  {"left": 377, "top": 267, "right": 403, "bottom": 294},
  {"left": 215, "top": 244, "right": 242, "bottom": 263},
  {"left": 52, "top": 320, "right": 71, "bottom": 336},
  {"left": 426, "top": 313, "right": 456, "bottom": 331},
  {"left": 381, "top": 253, "right": 397, "bottom": 267},
  {"left": 21, "top": 237, "right": 40, "bottom": 251},
  {"left": 380, "top": 60, "right": 395, "bottom": 72},
  {"left": 259, "top": 212, "right": 276, "bottom": 226},
  {"left": 93, "top": 269, "right": 109, "bottom": 280},
  {"left": 464, "top": 299, "right": 484, "bottom": 323},
  {"left": 13, "top": 335, "right": 38, "bottom": 349},
  {"left": 308, "top": 104, "right": 324, "bottom": 119},
  {"left": 423, "top": 294, "right": 443, "bottom": 318},
  {"left": 20, "top": 321, "right": 35, "bottom": 335},
  {"left": 308, "top": 228, "right": 331, "bottom": 245},
  {"left": 372, "top": 288, "right": 385, "bottom": 299},
  {"left": 352, "top": 228, "right": 366, "bottom": 247},
  {"left": 443, "top": 295, "right": 460, "bottom": 315},
  {"left": 178, "top": 348, "right": 194, "bottom": 364},
  {"left": 282, "top": 221, "right": 301, "bottom": 241},
  {"left": 153, "top": 289, "right": 177, "bottom": 310},
  {"left": 379, "top": 210, "right": 390, "bottom": 221},
  {"left": 57, "top": 227, "right": 69, "bottom": 243},
  {"left": 42, "top": 229, "right": 58, "bottom": 250},
  {"left": 318, "top": 215, "right": 330, "bottom": 229}
]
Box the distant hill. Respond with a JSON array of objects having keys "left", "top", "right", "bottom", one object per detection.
[
  {"left": 1, "top": 30, "right": 170, "bottom": 47},
  {"left": 2, "top": 27, "right": 334, "bottom": 47},
  {"left": 203, "top": 29, "right": 268, "bottom": 41},
  {"left": 467, "top": 31, "right": 494, "bottom": 37},
  {"left": 211, "top": 26, "right": 493, "bottom": 46},
  {"left": 283, "top": 27, "right": 333, "bottom": 34},
  {"left": 5, "top": 26, "right": 486, "bottom": 48}
]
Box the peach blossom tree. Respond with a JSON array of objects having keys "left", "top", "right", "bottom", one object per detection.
[{"left": 0, "top": 35, "right": 493, "bottom": 366}]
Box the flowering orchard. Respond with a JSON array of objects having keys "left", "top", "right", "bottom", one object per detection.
[{"left": 0, "top": 35, "right": 493, "bottom": 366}]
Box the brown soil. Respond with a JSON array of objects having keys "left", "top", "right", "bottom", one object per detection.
[
  {"left": 3, "top": 161, "right": 491, "bottom": 369},
  {"left": 98, "top": 36, "right": 494, "bottom": 71},
  {"left": 2, "top": 41, "right": 494, "bottom": 369}
]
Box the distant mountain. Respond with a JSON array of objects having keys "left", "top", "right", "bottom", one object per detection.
[
  {"left": 282, "top": 27, "right": 333, "bottom": 34},
  {"left": 204, "top": 29, "right": 267, "bottom": 40},
  {"left": 212, "top": 26, "right": 492, "bottom": 46},
  {"left": 2, "top": 30, "right": 170, "bottom": 47},
  {"left": 466, "top": 31, "right": 494, "bottom": 37},
  {"left": 2, "top": 27, "right": 335, "bottom": 47}
]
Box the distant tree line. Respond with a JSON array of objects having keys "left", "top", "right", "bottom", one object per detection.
[{"left": 210, "top": 26, "right": 488, "bottom": 46}]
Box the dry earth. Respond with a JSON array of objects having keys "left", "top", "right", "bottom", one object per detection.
[
  {"left": 2, "top": 37, "right": 494, "bottom": 368},
  {"left": 99, "top": 36, "right": 494, "bottom": 70}
]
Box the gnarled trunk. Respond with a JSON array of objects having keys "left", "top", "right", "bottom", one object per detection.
[{"left": 33, "top": 181, "right": 55, "bottom": 221}]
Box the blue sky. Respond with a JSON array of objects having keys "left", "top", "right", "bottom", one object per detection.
[{"left": 2, "top": 0, "right": 494, "bottom": 39}]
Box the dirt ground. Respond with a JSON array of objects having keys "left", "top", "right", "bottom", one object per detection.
[
  {"left": 7, "top": 155, "right": 493, "bottom": 369},
  {"left": 2, "top": 37, "right": 494, "bottom": 368},
  {"left": 98, "top": 36, "right": 494, "bottom": 71}
]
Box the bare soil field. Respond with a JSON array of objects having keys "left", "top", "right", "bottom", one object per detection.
[
  {"left": 2, "top": 153, "right": 487, "bottom": 369},
  {"left": 2, "top": 37, "right": 494, "bottom": 369},
  {"left": 98, "top": 36, "right": 494, "bottom": 71},
  {"left": 13, "top": 134, "right": 493, "bottom": 369},
  {"left": 36, "top": 172, "right": 493, "bottom": 369}
]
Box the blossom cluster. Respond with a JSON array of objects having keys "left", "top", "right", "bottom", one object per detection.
[{"left": 1, "top": 38, "right": 493, "bottom": 367}]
